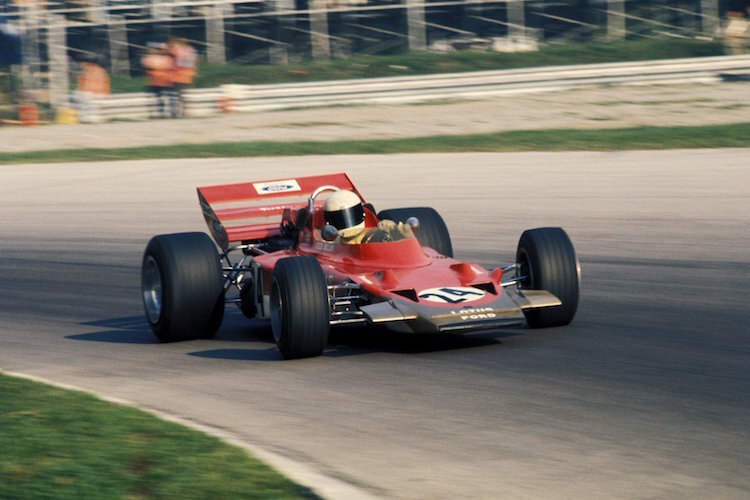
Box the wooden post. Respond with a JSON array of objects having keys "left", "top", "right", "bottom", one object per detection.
[
  {"left": 309, "top": 0, "right": 330, "bottom": 60},
  {"left": 607, "top": 0, "right": 626, "bottom": 40},
  {"left": 406, "top": 0, "right": 426, "bottom": 51},
  {"left": 20, "top": 3, "right": 42, "bottom": 91},
  {"left": 88, "top": 0, "right": 107, "bottom": 24},
  {"left": 151, "top": 1, "right": 172, "bottom": 21},
  {"left": 507, "top": 0, "right": 526, "bottom": 39},
  {"left": 47, "top": 14, "right": 69, "bottom": 108},
  {"left": 109, "top": 16, "right": 130, "bottom": 76},
  {"left": 700, "top": 0, "right": 719, "bottom": 37},
  {"left": 206, "top": 3, "right": 227, "bottom": 64}
]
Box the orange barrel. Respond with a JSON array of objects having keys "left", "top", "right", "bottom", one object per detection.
[{"left": 18, "top": 104, "right": 40, "bottom": 126}]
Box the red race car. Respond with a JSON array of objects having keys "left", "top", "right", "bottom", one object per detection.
[{"left": 141, "top": 173, "right": 580, "bottom": 359}]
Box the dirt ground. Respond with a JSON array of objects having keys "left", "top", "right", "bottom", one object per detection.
[{"left": 1, "top": 81, "right": 749, "bottom": 153}]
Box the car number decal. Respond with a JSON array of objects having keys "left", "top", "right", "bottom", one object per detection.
[
  {"left": 253, "top": 179, "right": 301, "bottom": 195},
  {"left": 418, "top": 287, "right": 485, "bottom": 304}
]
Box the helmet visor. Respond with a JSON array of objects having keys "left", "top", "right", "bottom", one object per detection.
[{"left": 325, "top": 204, "right": 365, "bottom": 231}]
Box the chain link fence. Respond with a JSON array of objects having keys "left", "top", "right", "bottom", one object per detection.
[{"left": 1, "top": 0, "right": 747, "bottom": 115}]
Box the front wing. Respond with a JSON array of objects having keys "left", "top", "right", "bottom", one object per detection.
[{"left": 359, "top": 288, "right": 561, "bottom": 333}]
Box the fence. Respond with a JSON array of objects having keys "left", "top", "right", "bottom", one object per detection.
[
  {"left": 68, "top": 54, "right": 750, "bottom": 123},
  {"left": 0, "top": 0, "right": 742, "bottom": 108}
]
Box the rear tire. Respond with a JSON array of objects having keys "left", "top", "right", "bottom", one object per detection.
[
  {"left": 142, "top": 232, "right": 224, "bottom": 342},
  {"left": 378, "top": 207, "right": 453, "bottom": 258},
  {"left": 270, "top": 256, "right": 330, "bottom": 359},
  {"left": 516, "top": 227, "right": 580, "bottom": 328}
]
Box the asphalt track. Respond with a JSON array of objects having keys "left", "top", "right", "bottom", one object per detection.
[{"left": 1, "top": 150, "right": 748, "bottom": 498}]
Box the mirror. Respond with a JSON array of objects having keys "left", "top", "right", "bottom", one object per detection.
[
  {"left": 321, "top": 224, "right": 339, "bottom": 242},
  {"left": 406, "top": 216, "right": 419, "bottom": 234}
]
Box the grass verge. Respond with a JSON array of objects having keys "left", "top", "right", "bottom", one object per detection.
[
  {"left": 2, "top": 123, "right": 749, "bottom": 165},
  {"left": 0, "top": 372, "right": 316, "bottom": 499}
]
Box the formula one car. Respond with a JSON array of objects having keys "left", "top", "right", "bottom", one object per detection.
[{"left": 141, "top": 173, "right": 580, "bottom": 359}]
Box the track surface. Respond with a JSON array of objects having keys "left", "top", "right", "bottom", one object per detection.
[{"left": 1, "top": 151, "right": 748, "bottom": 498}]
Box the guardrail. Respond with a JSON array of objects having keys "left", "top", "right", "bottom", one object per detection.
[{"left": 77, "top": 55, "right": 750, "bottom": 123}]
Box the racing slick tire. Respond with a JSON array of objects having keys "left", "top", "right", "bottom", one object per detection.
[
  {"left": 142, "top": 232, "right": 225, "bottom": 342},
  {"left": 377, "top": 207, "right": 453, "bottom": 258},
  {"left": 516, "top": 227, "right": 580, "bottom": 329},
  {"left": 270, "top": 256, "right": 330, "bottom": 359}
]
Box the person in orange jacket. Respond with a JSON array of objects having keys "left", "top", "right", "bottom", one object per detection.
[
  {"left": 167, "top": 37, "right": 197, "bottom": 118},
  {"left": 141, "top": 43, "right": 173, "bottom": 118},
  {"left": 75, "top": 57, "right": 110, "bottom": 123},
  {"left": 77, "top": 60, "right": 110, "bottom": 96}
]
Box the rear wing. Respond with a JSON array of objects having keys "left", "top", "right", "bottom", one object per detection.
[{"left": 197, "top": 172, "right": 361, "bottom": 250}]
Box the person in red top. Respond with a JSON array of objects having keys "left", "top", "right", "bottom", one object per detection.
[
  {"left": 167, "top": 37, "right": 197, "bottom": 118},
  {"left": 141, "top": 43, "right": 173, "bottom": 118}
]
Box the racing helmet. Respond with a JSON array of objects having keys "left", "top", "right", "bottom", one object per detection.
[{"left": 324, "top": 190, "right": 365, "bottom": 239}]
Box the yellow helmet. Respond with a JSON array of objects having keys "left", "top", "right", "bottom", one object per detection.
[{"left": 324, "top": 190, "right": 365, "bottom": 239}]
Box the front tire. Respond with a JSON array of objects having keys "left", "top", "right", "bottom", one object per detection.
[
  {"left": 516, "top": 227, "right": 580, "bottom": 328},
  {"left": 270, "top": 256, "right": 330, "bottom": 359},
  {"left": 378, "top": 207, "right": 453, "bottom": 258},
  {"left": 142, "top": 232, "right": 225, "bottom": 342}
]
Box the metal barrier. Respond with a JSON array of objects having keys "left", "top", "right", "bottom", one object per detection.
[
  {"left": 82, "top": 90, "right": 222, "bottom": 122},
  {"left": 76, "top": 55, "right": 750, "bottom": 123}
]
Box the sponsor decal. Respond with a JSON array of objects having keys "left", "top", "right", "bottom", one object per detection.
[
  {"left": 314, "top": 241, "right": 334, "bottom": 252},
  {"left": 418, "top": 287, "right": 485, "bottom": 304},
  {"left": 253, "top": 179, "right": 301, "bottom": 195},
  {"left": 449, "top": 307, "right": 497, "bottom": 321}
]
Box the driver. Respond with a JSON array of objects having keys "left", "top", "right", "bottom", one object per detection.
[{"left": 324, "top": 190, "right": 413, "bottom": 244}]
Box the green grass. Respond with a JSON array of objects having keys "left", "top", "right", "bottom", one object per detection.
[
  {"left": 0, "top": 373, "right": 316, "bottom": 499},
  {"left": 109, "top": 38, "right": 726, "bottom": 93},
  {"left": 2, "top": 123, "right": 749, "bottom": 165}
]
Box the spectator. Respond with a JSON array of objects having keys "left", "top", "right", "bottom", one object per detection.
[
  {"left": 76, "top": 57, "right": 110, "bottom": 96},
  {"left": 141, "top": 43, "right": 173, "bottom": 118},
  {"left": 167, "top": 37, "right": 197, "bottom": 118},
  {"left": 75, "top": 56, "right": 110, "bottom": 123}
]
